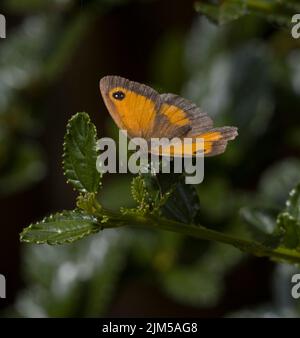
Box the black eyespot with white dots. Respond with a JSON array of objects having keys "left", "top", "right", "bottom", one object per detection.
[{"left": 112, "top": 91, "right": 125, "bottom": 100}]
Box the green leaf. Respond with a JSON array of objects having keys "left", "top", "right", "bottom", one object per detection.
[
  {"left": 122, "top": 175, "right": 152, "bottom": 215},
  {"left": 142, "top": 173, "right": 173, "bottom": 212},
  {"left": 195, "top": 0, "right": 294, "bottom": 26},
  {"left": 196, "top": 0, "right": 247, "bottom": 25},
  {"left": 123, "top": 174, "right": 172, "bottom": 216},
  {"left": 219, "top": 0, "right": 246, "bottom": 25},
  {"left": 63, "top": 112, "right": 101, "bottom": 193},
  {"left": 276, "top": 213, "right": 300, "bottom": 250},
  {"left": 286, "top": 184, "right": 300, "bottom": 221},
  {"left": 20, "top": 210, "right": 101, "bottom": 245},
  {"left": 195, "top": 3, "right": 220, "bottom": 24},
  {"left": 126, "top": 173, "right": 197, "bottom": 221},
  {"left": 158, "top": 174, "right": 200, "bottom": 224},
  {"left": 131, "top": 175, "right": 149, "bottom": 206}
]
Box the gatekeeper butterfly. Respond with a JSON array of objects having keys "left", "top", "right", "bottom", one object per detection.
[{"left": 100, "top": 76, "right": 238, "bottom": 156}]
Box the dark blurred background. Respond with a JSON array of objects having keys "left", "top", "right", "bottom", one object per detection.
[{"left": 0, "top": 0, "right": 300, "bottom": 317}]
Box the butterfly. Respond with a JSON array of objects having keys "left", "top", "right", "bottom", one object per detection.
[{"left": 99, "top": 76, "right": 238, "bottom": 157}]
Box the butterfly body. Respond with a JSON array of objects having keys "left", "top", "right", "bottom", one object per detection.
[{"left": 100, "top": 76, "right": 238, "bottom": 156}]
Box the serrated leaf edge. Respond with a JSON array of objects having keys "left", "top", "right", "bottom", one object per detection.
[
  {"left": 20, "top": 210, "right": 101, "bottom": 245},
  {"left": 62, "top": 112, "right": 100, "bottom": 193}
]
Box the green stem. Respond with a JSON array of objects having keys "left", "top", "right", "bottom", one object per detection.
[
  {"left": 97, "top": 209, "right": 300, "bottom": 263},
  {"left": 76, "top": 195, "right": 300, "bottom": 263}
]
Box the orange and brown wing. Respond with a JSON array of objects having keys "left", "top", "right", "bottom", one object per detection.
[
  {"left": 157, "top": 94, "right": 238, "bottom": 156},
  {"left": 194, "top": 127, "right": 238, "bottom": 156},
  {"left": 151, "top": 93, "right": 213, "bottom": 139},
  {"left": 100, "top": 76, "right": 161, "bottom": 140},
  {"left": 100, "top": 76, "right": 238, "bottom": 156}
]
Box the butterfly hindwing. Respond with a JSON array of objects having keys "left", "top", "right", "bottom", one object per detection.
[
  {"left": 159, "top": 93, "right": 213, "bottom": 136},
  {"left": 195, "top": 127, "right": 238, "bottom": 156},
  {"left": 158, "top": 94, "right": 237, "bottom": 156}
]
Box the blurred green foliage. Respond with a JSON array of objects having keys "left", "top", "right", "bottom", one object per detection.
[
  {"left": 2, "top": 0, "right": 300, "bottom": 318},
  {"left": 0, "top": 1, "right": 96, "bottom": 195},
  {"left": 196, "top": 0, "right": 300, "bottom": 26},
  {"left": 11, "top": 230, "right": 127, "bottom": 317}
]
